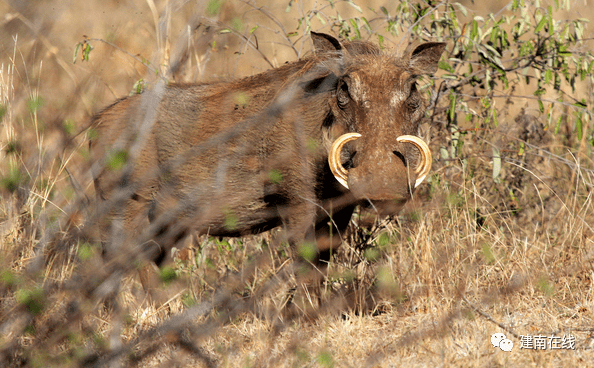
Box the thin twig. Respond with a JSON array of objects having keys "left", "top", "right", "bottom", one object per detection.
[{"left": 462, "top": 295, "right": 520, "bottom": 340}]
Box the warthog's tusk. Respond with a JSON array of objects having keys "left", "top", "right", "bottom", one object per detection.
[
  {"left": 396, "top": 135, "right": 432, "bottom": 188},
  {"left": 328, "top": 132, "right": 361, "bottom": 189}
]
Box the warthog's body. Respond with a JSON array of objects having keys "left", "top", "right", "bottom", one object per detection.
[{"left": 91, "top": 32, "right": 445, "bottom": 273}]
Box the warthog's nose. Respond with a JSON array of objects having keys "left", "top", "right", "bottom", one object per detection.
[
  {"left": 346, "top": 154, "right": 414, "bottom": 201},
  {"left": 392, "top": 150, "right": 408, "bottom": 167}
]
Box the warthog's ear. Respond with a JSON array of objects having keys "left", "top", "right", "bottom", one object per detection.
[
  {"left": 409, "top": 42, "right": 447, "bottom": 75},
  {"left": 311, "top": 32, "right": 343, "bottom": 53}
]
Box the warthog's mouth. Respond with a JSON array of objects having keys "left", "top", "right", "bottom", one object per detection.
[
  {"left": 359, "top": 198, "right": 410, "bottom": 217},
  {"left": 328, "top": 133, "right": 432, "bottom": 190}
]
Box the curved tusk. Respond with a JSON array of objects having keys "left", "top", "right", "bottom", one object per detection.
[
  {"left": 328, "top": 132, "right": 361, "bottom": 189},
  {"left": 396, "top": 135, "right": 432, "bottom": 188}
]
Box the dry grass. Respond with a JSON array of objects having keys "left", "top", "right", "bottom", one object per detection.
[{"left": 1, "top": 0, "right": 594, "bottom": 366}]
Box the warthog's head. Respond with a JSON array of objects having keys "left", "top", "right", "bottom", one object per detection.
[{"left": 312, "top": 33, "right": 446, "bottom": 215}]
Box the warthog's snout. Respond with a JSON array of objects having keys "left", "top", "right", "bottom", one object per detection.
[{"left": 329, "top": 133, "right": 431, "bottom": 206}]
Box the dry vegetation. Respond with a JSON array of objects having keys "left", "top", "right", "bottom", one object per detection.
[{"left": 1, "top": 0, "right": 593, "bottom": 366}]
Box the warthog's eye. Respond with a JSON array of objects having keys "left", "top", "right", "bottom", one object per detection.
[
  {"left": 337, "top": 80, "right": 350, "bottom": 109},
  {"left": 406, "top": 83, "right": 421, "bottom": 109}
]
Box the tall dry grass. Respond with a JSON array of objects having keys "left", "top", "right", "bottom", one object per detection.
[{"left": 1, "top": 0, "right": 593, "bottom": 366}]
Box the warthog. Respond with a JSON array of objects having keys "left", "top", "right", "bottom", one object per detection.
[{"left": 91, "top": 32, "right": 446, "bottom": 291}]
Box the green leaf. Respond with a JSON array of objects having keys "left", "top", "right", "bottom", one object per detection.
[
  {"left": 107, "top": 149, "right": 128, "bottom": 171},
  {"left": 317, "top": 350, "right": 335, "bottom": 368},
  {"left": 78, "top": 243, "right": 94, "bottom": 261},
  {"left": 361, "top": 17, "right": 372, "bottom": 32},
  {"left": 224, "top": 210, "right": 238, "bottom": 231},
  {"left": 490, "top": 26, "right": 499, "bottom": 45},
  {"left": 482, "top": 244, "right": 496, "bottom": 264},
  {"left": 73, "top": 42, "right": 81, "bottom": 63},
  {"left": 471, "top": 19, "right": 479, "bottom": 40},
  {"left": 27, "top": 96, "right": 44, "bottom": 113},
  {"left": 298, "top": 242, "right": 317, "bottom": 262},
  {"left": 554, "top": 115, "right": 563, "bottom": 134},
  {"left": 0, "top": 104, "right": 6, "bottom": 122},
  {"left": 81, "top": 42, "right": 93, "bottom": 62},
  {"left": 574, "top": 20, "right": 584, "bottom": 40},
  {"left": 481, "top": 43, "right": 501, "bottom": 58},
  {"left": 537, "top": 276, "right": 554, "bottom": 297},
  {"left": 365, "top": 242, "right": 382, "bottom": 260},
  {"left": 439, "top": 60, "right": 454, "bottom": 73},
  {"left": 554, "top": 72, "right": 561, "bottom": 89},
  {"left": 350, "top": 19, "right": 361, "bottom": 39},
  {"left": 347, "top": 1, "right": 362, "bottom": 13},
  {"left": 440, "top": 146, "right": 449, "bottom": 160},
  {"left": 1, "top": 164, "right": 24, "bottom": 193},
  {"left": 231, "top": 18, "right": 243, "bottom": 32},
  {"left": 449, "top": 93, "right": 457, "bottom": 122},
  {"left": 501, "top": 73, "right": 509, "bottom": 89},
  {"left": 479, "top": 44, "right": 505, "bottom": 72},
  {"left": 159, "top": 266, "right": 178, "bottom": 284},
  {"left": 575, "top": 112, "right": 583, "bottom": 140},
  {"left": 492, "top": 146, "right": 501, "bottom": 182},
  {"left": 131, "top": 78, "right": 145, "bottom": 95},
  {"left": 572, "top": 100, "right": 587, "bottom": 108},
  {"left": 501, "top": 30, "right": 509, "bottom": 49},
  {"left": 453, "top": 2, "right": 468, "bottom": 16},
  {"left": 518, "top": 142, "right": 525, "bottom": 156},
  {"left": 0, "top": 270, "right": 20, "bottom": 288},
  {"left": 377, "top": 34, "right": 384, "bottom": 49},
  {"left": 315, "top": 12, "right": 326, "bottom": 25},
  {"left": 63, "top": 119, "right": 76, "bottom": 135},
  {"left": 535, "top": 16, "right": 547, "bottom": 33},
  {"left": 16, "top": 287, "right": 45, "bottom": 316},
  {"left": 268, "top": 169, "right": 283, "bottom": 184},
  {"left": 206, "top": 0, "right": 222, "bottom": 16},
  {"left": 544, "top": 68, "right": 553, "bottom": 84}
]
